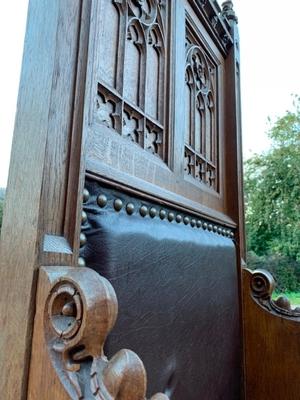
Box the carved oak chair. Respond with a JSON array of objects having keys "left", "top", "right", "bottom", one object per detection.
[{"left": 1, "top": 1, "right": 300, "bottom": 399}]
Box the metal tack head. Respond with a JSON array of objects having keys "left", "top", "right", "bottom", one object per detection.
[
  {"left": 80, "top": 233, "right": 87, "bottom": 247},
  {"left": 218, "top": 227, "right": 223, "bottom": 234},
  {"left": 114, "top": 199, "right": 123, "bottom": 212},
  {"left": 176, "top": 214, "right": 182, "bottom": 223},
  {"left": 97, "top": 194, "right": 108, "bottom": 208},
  {"left": 140, "top": 205, "right": 148, "bottom": 217},
  {"left": 81, "top": 211, "right": 88, "bottom": 224},
  {"left": 126, "top": 203, "right": 135, "bottom": 215},
  {"left": 149, "top": 207, "right": 157, "bottom": 218},
  {"left": 196, "top": 220, "right": 202, "bottom": 228},
  {"left": 168, "top": 212, "right": 175, "bottom": 222},
  {"left": 213, "top": 225, "right": 218, "bottom": 233},
  {"left": 78, "top": 257, "right": 86, "bottom": 267},
  {"left": 159, "top": 209, "right": 167, "bottom": 220},
  {"left": 202, "top": 222, "right": 208, "bottom": 230},
  {"left": 184, "top": 216, "right": 190, "bottom": 225},
  {"left": 82, "top": 188, "right": 90, "bottom": 203},
  {"left": 191, "top": 219, "right": 196, "bottom": 227},
  {"left": 208, "top": 224, "right": 213, "bottom": 231}
]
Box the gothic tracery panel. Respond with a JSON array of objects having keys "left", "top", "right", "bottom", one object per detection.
[
  {"left": 184, "top": 26, "right": 218, "bottom": 191},
  {"left": 94, "top": 0, "right": 166, "bottom": 159}
]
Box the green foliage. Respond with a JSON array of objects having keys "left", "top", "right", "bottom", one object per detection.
[
  {"left": 273, "top": 292, "right": 300, "bottom": 306},
  {"left": 245, "top": 95, "right": 300, "bottom": 291},
  {"left": 0, "top": 199, "right": 3, "bottom": 230},
  {"left": 247, "top": 251, "right": 300, "bottom": 292}
]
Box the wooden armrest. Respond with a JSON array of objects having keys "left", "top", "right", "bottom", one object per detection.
[
  {"left": 243, "top": 268, "right": 300, "bottom": 400},
  {"left": 28, "top": 266, "right": 169, "bottom": 400}
]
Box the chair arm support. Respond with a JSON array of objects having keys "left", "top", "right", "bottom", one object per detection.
[{"left": 243, "top": 268, "right": 300, "bottom": 400}]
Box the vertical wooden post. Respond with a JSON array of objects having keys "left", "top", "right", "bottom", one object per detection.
[
  {"left": 223, "top": 2, "right": 246, "bottom": 398},
  {"left": 0, "top": 1, "right": 90, "bottom": 398},
  {"left": 223, "top": 0, "right": 245, "bottom": 260}
]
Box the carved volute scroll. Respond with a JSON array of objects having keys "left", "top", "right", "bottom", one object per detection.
[
  {"left": 249, "top": 269, "right": 300, "bottom": 317},
  {"left": 43, "top": 266, "right": 169, "bottom": 400},
  {"left": 184, "top": 24, "right": 218, "bottom": 191},
  {"left": 94, "top": 0, "right": 166, "bottom": 159}
]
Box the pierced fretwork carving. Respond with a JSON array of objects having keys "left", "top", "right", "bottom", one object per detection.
[
  {"left": 249, "top": 269, "right": 300, "bottom": 317},
  {"left": 95, "top": 0, "right": 166, "bottom": 159},
  {"left": 44, "top": 266, "right": 169, "bottom": 400},
  {"left": 184, "top": 26, "right": 218, "bottom": 191}
]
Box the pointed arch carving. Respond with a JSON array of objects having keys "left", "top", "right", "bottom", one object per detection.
[
  {"left": 124, "top": 19, "right": 146, "bottom": 106},
  {"left": 184, "top": 31, "right": 218, "bottom": 191},
  {"left": 94, "top": 0, "right": 167, "bottom": 160}
]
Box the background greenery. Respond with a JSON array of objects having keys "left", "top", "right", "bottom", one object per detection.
[
  {"left": 245, "top": 95, "right": 300, "bottom": 297},
  {"left": 0, "top": 187, "right": 4, "bottom": 230}
]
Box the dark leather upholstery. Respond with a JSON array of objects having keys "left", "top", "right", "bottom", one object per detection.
[{"left": 81, "top": 178, "right": 241, "bottom": 399}]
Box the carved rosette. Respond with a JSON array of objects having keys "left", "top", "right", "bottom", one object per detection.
[
  {"left": 44, "top": 267, "right": 168, "bottom": 399},
  {"left": 249, "top": 269, "right": 300, "bottom": 318}
]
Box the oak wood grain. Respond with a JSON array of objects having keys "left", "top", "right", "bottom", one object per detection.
[
  {"left": 243, "top": 268, "right": 300, "bottom": 400},
  {"left": 28, "top": 266, "right": 169, "bottom": 400},
  {"left": 0, "top": 1, "right": 88, "bottom": 398}
]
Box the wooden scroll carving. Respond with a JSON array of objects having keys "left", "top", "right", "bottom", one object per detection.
[
  {"left": 243, "top": 268, "right": 300, "bottom": 399},
  {"left": 43, "top": 266, "right": 168, "bottom": 400},
  {"left": 249, "top": 268, "right": 300, "bottom": 317}
]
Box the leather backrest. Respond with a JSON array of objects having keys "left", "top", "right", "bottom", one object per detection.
[{"left": 81, "top": 178, "right": 241, "bottom": 399}]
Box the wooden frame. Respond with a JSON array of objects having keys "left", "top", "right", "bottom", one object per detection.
[
  {"left": 0, "top": 1, "right": 245, "bottom": 399},
  {"left": 0, "top": 1, "right": 92, "bottom": 397}
]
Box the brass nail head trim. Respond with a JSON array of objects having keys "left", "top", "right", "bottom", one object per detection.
[
  {"left": 176, "top": 214, "right": 182, "bottom": 223},
  {"left": 140, "top": 205, "right": 148, "bottom": 217},
  {"left": 80, "top": 233, "right": 87, "bottom": 247},
  {"left": 183, "top": 216, "right": 190, "bottom": 225},
  {"left": 114, "top": 199, "right": 123, "bottom": 212},
  {"left": 149, "top": 207, "right": 157, "bottom": 218},
  {"left": 78, "top": 257, "right": 86, "bottom": 267},
  {"left": 168, "top": 212, "right": 175, "bottom": 222},
  {"left": 126, "top": 203, "right": 135, "bottom": 215},
  {"left": 97, "top": 194, "right": 108, "bottom": 208},
  {"left": 159, "top": 209, "right": 167, "bottom": 220},
  {"left": 83, "top": 188, "right": 90, "bottom": 203},
  {"left": 81, "top": 211, "right": 88, "bottom": 224}
]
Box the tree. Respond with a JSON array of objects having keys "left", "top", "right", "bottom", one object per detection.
[
  {"left": 245, "top": 95, "right": 300, "bottom": 263},
  {"left": 0, "top": 199, "right": 3, "bottom": 230}
]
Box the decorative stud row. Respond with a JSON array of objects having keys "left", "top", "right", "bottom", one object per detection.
[{"left": 81, "top": 187, "right": 235, "bottom": 240}]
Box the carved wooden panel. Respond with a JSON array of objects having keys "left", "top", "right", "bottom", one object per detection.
[
  {"left": 84, "top": 0, "right": 235, "bottom": 224},
  {"left": 94, "top": 0, "right": 167, "bottom": 159},
  {"left": 184, "top": 20, "right": 218, "bottom": 191}
]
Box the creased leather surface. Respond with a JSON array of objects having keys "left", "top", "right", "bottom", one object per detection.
[{"left": 81, "top": 179, "right": 241, "bottom": 399}]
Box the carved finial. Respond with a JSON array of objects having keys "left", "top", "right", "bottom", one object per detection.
[
  {"left": 222, "top": 1, "right": 238, "bottom": 23},
  {"left": 274, "top": 296, "right": 292, "bottom": 311}
]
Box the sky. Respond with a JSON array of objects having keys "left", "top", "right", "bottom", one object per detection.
[{"left": 0, "top": 1, "right": 300, "bottom": 187}]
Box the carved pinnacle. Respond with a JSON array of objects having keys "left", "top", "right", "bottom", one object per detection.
[{"left": 222, "top": 1, "right": 238, "bottom": 23}]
